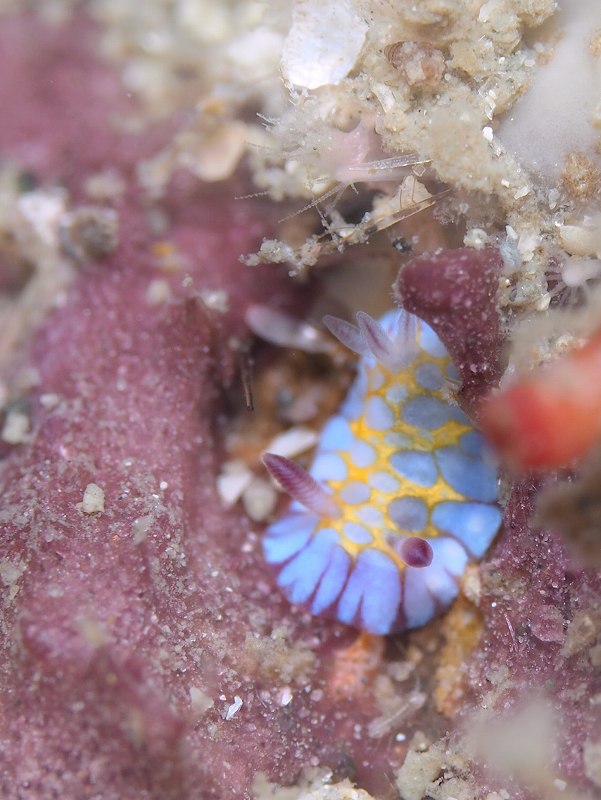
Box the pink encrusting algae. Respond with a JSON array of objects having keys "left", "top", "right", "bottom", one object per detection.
[{"left": 1, "top": 6, "right": 601, "bottom": 800}]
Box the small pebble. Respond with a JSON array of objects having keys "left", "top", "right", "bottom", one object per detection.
[{"left": 81, "top": 483, "right": 105, "bottom": 514}]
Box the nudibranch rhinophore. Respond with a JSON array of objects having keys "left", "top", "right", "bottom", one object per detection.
[{"left": 262, "top": 310, "right": 502, "bottom": 635}]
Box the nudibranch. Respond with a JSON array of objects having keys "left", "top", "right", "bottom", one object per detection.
[{"left": 262, "top": 310, "right": 502, "bottom": 635}]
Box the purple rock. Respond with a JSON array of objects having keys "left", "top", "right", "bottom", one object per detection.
[
  {"left": 394, "top": 247, "right": 503, "bottom": 415},
  {"left": 2, "top": 11, "right": 601, "bottom": 800}
]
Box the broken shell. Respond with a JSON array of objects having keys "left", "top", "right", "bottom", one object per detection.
[{"left": 281, "top": 0, "right": 368, "bottom": 90}]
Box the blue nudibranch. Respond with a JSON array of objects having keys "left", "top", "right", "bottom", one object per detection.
[{"left": 262, "top": 309, "right": 502, "bottom": 635}]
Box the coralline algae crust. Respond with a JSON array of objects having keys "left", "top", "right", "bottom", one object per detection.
[{"left": 2, "top": 3, "right": 601, "bottom": 800}]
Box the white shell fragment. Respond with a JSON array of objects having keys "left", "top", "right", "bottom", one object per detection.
[
  {"left": 224, "top": 694, "right": 243, "bottom": 721},
  {"left": 281, "top": 0, "right": 368, "bottom": 90}
]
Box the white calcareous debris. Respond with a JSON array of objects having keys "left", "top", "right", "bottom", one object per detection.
[
  {"left": 281, "top": 0, "right": 368, "bottom": 90},
  {"left": 224, "top": 694, "right": 243, "bottom": 721},
  {"left": 0, "top": 175, "right": 77, "bottom": 372},
  {"left": 200, "top": 288, "right": 229, "bottom": 313},
  {"left": 132, "top": 514, "right": 153, "bottom": 544},
  {"left": 1, "top": 408, "right": 30, "bottom": 444},
  {"left": 225, "top": 28, "right": 284, "bottom": 81},
  {"left": 39, "top": 393, "right": 60, "bottom": 409},
  {"left": 464, "top": 228, "right": 489, "bottom": 250},
  {"left": 242, "top": 477, "right": 278, "bottom": 522},
  {"left": 18, "top": 189, "right": 68, "bottom": 248},
  {"left": 183, "top": 119, "right": 248, "bottom": 182},
  {"left": 0, "top": 558, "right": 27, "bottom": 602},
  {"left": 516, "top": 230, "right": 540, "bottom": 262},
  {"left": 387, "top": 40, "right": 445, "bottom": 88},
  {"left": 216, "top": 460, "right": 254, "bottom": 508},
  {"left": 145, "top": 278, "right": 172, "bottom": 305},
  {"left": 80, "top": 483, "right": 106, "bottom": 514},
  {"left": 189, "top": 686, "right": 214, "bottom": 719},
  {"left": 242, "top": 238, "right": 323, "bottom": 273},
  {"left": 278, "top": 686, "right": 294, "bottom": 706},
  {"left": 297, "top": 778, "right": 376, "bottom": 800}
]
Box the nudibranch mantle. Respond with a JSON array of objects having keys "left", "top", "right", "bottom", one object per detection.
[{"left": 263, "top": 309, "right": 502, "bottom": 635}]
